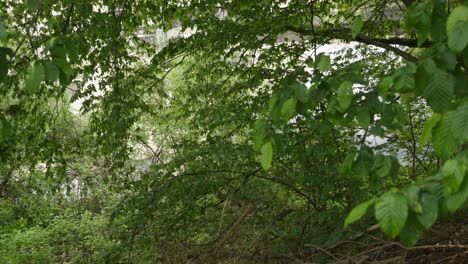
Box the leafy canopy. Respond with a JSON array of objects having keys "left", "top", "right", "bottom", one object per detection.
[{"left": 0, "top": 0, "right": 468, "bottom": 262}]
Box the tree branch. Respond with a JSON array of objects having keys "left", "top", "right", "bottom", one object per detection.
[
  {"left": 286, "top": 26, "right": 421, "bottom": 62},
  {"left": 355, "top": 35, "right": 418, "bottom": 63},
  {"left": 62, "top": 1, "right": 75, "bottom": 34}
]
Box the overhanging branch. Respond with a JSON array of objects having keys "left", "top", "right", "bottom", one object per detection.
[
  {"left": 286, "top": 26, "right": 421, "bottom": 63},
  {"left": 355, "top": 35, "right": 418, "bottom": 63}
]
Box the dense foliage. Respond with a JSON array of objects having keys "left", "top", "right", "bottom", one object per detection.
[{"left": 0, "top": 0, "right": 467, "bottom": 263}]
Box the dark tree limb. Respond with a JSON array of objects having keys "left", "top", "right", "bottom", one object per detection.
[
  {"left": 355, "top": 35, "right": 419, "bottom": 63},
  {"left": 286, "top": 26, "right": 421, "bottom": 63},
  {"left": 62, "top": 1, "right": 75, "bottom": 34}
]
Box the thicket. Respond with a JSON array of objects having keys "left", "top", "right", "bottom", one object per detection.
[{"left": 0, "top": 0, "right": 467, "bottom": 263}]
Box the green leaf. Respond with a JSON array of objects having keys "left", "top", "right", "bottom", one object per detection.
[
  {"left": 381, "top": 104, "right": 395, "bottom": 127},
  {"left": 315, "top": 53, "right": 331, "bottom": 72},
  {"left": 51, "top": 45, "right": 73, "bottom": 75},
  {"left": 405, "top": 1, "right": 434, "bottom": 46},
  {"left": 0, "top": 21, "right": 7, "bottom": 41},
  {"left": 0, "top": 53, "right": 7, "bottom": 79},
  {"left": 25, "top": 63, "right": 45, "bottom": 94},
  {"left": 448, "top": 21, "right": 468, "bottom": 53},
  {"left": 53, "top": 57, "right": 73, "bottom": 76},
  {"left": 388, "top": 156, "right": 400, "bottom": 179},
  {"left": 253, "top": 119, "right": 266, "bottom": 151},
  {"left": 430, "top": 0, "right": 447, "bottom": 42},
  {"left": 337, "top": 81, "right": 353, "bottom": 112},
  {"left": 0, "top": 115, "right": 11, "bottom": 143},
  {"left": 445, "top": 177, "right": 468, "bottom": 213},
  {"left": 416, "top": 193, "right": 438, "bottom": 230},
  {"left": 419, "top": 113, "right": 441, "bottom": 149},
  {"left": 432, "top": 112, "right": 457, "bottom": 160},
  {"left": 305, "top": 58, "right": 314, "bottom": 68},
  {"left": 370, "top": 126, "right": 384, "bottom": 137},
  {"left": 356, "top": 110, "right": 371, "bottom": 129},
  {"left": 64, "top": 36, "right": 79, "bottom": 63},
  {"left": 394, "top": 64, "right": 416, "bottom": 92},
  {"left": 439, "top": 54, "right": 458, "bottom": 73},
  {"left": 339, "top": 147, "right": 358, "bottom": 175},
  {"left": 375, "top": 192, "right": 408, "bottom": 238},
  {"left": 269, "top": 93, "right": 279, "bottom": 112},
  {"left": 28, "top": 0, "right": 40, "bottom": 12},
  {"left": 403, "top": 185, "right": 422, "bottom": 213},
  {"left": 446, "top": 5, "right": 468, "bottom": 34},
  {"left": 394, "top": 104, "right": 409, "bottom": 125},
  {"left": 0, "top": 47, "right": 9, "bottom": 55},
  {"left": 352, "top": 147, "right": 374, "bottom": 179},
  {"left": 43, "top": 61, "right": 60, "bottom": 81},
  {"left": 452, "top": 102, "right": 468, "bottom": 143},
  {"left": 423, "top": 71, "right": 453, "bottom": 113},
  {"left": 394, "top": 74, "right": 414, "bottom": 93},
  {"left": 280, "top": 97, "right": 297, "bottom": 120},
  {"left": 399, "top": 213, "right": 424, "bottom": 246},
  {"left": 415, "top": 59, "right": 436, "bottom": 95},
  {"left": 442, "top": 159, "right": 465, "bottom": 194},
  {"left": 344, "top": 198, "right": 374, "bottom": 227},
  {"left": 372, "top": 154, "right": 392, "bottom": 178},
  {"left": 378, "top": 76, "right": 393, "bottom": 98},
  {"left": 260, "top": 142, "right": 273, "bottom": 171},
  {"left": 351, "top": 16, "right": 363, "bottom": 39},
  {"left": 293, "top": 82, "right": 309, "bottom": 103}
]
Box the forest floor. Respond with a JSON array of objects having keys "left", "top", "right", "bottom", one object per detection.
[
  {"left": 187, "top": 212, "right": 468, "bottom": 263},
  {"left": 291, "top": 216, "right": 468, "bottom": 263}
]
